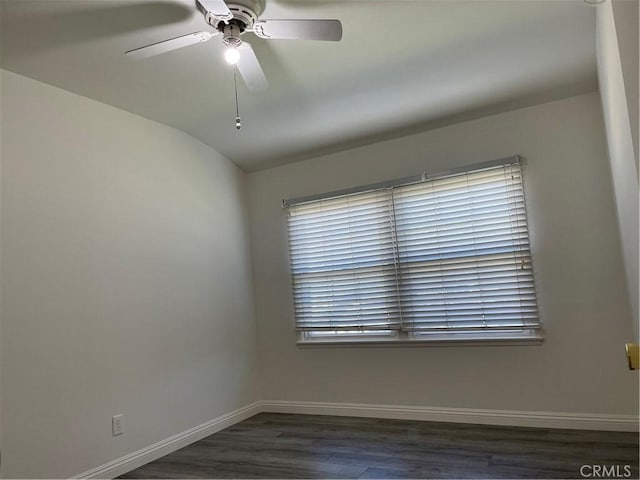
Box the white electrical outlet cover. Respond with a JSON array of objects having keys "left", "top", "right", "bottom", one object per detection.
[{"left": 112, "top": 414, "right": 124, "bottom": 436}]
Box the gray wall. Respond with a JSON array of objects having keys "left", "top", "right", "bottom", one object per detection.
[
  {"left": 596, "top": 0, "right": 639, "bottom": 336},
  {"left": 248, "top": 92, "right": 638, "bottom": 415},
  {"left": 0, "top": 70, "right": 258, "bottom": 478},
  {"left": 612, "top": 0, "right": 639, "bottom": 173}
]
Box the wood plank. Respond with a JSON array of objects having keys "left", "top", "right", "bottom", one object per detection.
[{"left": 119, "top": 413, "right": 639, "bottom": 479}]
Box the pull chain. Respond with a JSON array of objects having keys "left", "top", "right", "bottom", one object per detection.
[{"left": 233, "top": 67, "right": 241, "bottom": 130}]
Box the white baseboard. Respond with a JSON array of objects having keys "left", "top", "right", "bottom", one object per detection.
[
  {"left": 72, "top": 399, "right": 638, "bottom": 479},
  {"left": 73, "top": 402, "right": 262, "bottom": 480},
  {"left": 260, "top": 400, "right": 640, "bottom": 432}
]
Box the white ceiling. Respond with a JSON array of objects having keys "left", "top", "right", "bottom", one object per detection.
[{"left": 1, "top": 0, "right": 597, "bottom": 171}]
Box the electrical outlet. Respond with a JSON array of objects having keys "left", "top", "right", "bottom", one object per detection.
[{"left": 112, "top": 414, "right": 124, "bottom": 436}]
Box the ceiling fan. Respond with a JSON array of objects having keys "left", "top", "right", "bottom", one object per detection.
[{"left": 126, "top": 0, "right": 343, "bottom": 91}]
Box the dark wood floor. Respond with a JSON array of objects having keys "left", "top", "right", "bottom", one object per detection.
[{"left": 120, "top": 413, "right": 639, "bottom": 479}]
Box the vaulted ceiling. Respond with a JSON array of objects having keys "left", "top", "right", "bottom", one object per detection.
[{"left": 1, "top": 0, "right": 598, "bottom": 171}]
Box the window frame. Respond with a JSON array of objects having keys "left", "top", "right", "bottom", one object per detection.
[{"left": 284, "top": 156, "right": 544, "bottom": 347}]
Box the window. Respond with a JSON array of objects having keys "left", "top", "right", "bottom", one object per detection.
[{"left": 285, "top": 157, "right": 541, "bottom": 344}]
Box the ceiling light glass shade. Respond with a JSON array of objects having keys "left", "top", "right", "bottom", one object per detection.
[
  {"left": 224, "top": 46, "right": 241, "bottom": 65},
  {"left": 583, "top": 0, "right": 606, "bottom": 5}
]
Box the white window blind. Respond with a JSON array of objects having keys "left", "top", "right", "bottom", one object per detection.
[
  {"left": 285, "top": 158, "right": 540, "bottom": 341},
  {"left": 287, "top": 190, "right": 401, "bottom": 332},
  {"left": 393, "top": 163, "right": 538, "bottom": 333}
]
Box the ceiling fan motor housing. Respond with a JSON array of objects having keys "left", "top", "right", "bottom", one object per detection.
[{"left": 205, "top": 0, "right": 266, "bottom": 31}]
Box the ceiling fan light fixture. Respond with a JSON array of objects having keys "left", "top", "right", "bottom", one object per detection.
[{"left": 224, "top": 46, "right": 241, "bottom": 64}]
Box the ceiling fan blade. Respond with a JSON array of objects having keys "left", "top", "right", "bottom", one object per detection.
[
  {"left": 195, "top": 0, "right": 233, "bottom": 21},
  {"left": 253, "top": 19, "right": 342, "bottom": 41},
  {"left": 236, "top": 42, "right": 268, "bottom": 92},
  {"left": 126, "top": 31, "right": 216, "bottom": 59}
]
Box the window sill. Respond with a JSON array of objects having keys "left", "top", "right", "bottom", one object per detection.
[{"left": 297, "top": 334, "right": 544, "bottom": 348}]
